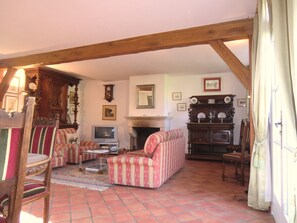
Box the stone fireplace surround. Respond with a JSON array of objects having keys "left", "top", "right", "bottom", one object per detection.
[{"left": 126, "top": 116, "right": 171, "bottom": 150}]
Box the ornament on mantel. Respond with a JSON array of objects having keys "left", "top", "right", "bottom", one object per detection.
[{"left": 104, "top": 84, "right": 114, "bottom": 102}]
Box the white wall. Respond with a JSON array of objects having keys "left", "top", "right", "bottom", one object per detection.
[
  {"left": 78, "top": 72, "right": 247, "bottom": 150},
  {"left": 78, "top": 80, "right": 130, "bottom": 149}
]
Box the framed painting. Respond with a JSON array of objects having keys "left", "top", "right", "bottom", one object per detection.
[
  {"left": 7, "top": 77, "right": 20, "bottom": 94},
  {"left": 69, "top": 105, "right": 75, "bottom": 115},
  {"left": 4, "top": 94, "right": 19, "bottom": 112},
  {"left": 102, "top": 105, "right": 117, "bottom": 120},
  {"left": 172, "top": 92, "right": 182, "bottom": 101},
  {"left": 237, "top": 98, "right": 247, "bottom": 107},
  {"left": 177, "top": 103, "right": 186, "bottom": 111},
  {"left": 203, "top": 77, "right": 221, "bottom": 92},
  {"left": 69, "top": 91, "right": 75, "bottom": 104}
]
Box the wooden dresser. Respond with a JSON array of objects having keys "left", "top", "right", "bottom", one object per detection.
[
  {"left": 186, "top": 94, "right": 235, "bottom": 160},
  {"left": 25, "top": 67, "right": 80, "bottom": 129}
]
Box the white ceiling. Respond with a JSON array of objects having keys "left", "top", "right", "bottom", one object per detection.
[{"left": 0, "top": 0, "right": 257, "bottom": 81}]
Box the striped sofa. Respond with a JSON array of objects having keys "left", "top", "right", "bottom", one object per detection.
[
  {"left": 55, "top": 128, "right": 99, "bottom": 165},
  {"left": 107, "top": 129, "right": 185, "bottom": 188}
]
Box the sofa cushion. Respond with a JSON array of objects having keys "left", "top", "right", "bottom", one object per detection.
[
  {"left": 66, "top": 133, "right": 80, "bottom": 144},
  {"left": 143, "top": 131, "right": 167, "bottom": 157},
  {"left": 55, "top": 128, "right": 76, "bottom": 144}
]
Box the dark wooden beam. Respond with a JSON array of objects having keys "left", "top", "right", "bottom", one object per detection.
[
  {"left": 209, "top": 39, "right": 251, "bottom": 90},
  {"left": 0, "top": 18, "right": 253, "bottom": 68},
  {"left": 0, "top": 68, "right": 18, "bottom": 107}
]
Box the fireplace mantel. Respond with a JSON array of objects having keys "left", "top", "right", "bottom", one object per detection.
[
  {"left": 126, "top": 116, "right": 169, "bottom": 120},
  {"left": 126, "top": 116, "right": 171, "bottom": 133}
]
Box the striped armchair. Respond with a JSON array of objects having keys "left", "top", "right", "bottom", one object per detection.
[
  {"left": 107, "top": 129, "right": 185, "bottom": 188},
  {"left": 55, "top": 128, "right": 99, "bottom": 164}
]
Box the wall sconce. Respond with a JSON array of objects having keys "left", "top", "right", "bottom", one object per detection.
[{"left": 104, "top": 84, "right": 114, "bottom": 102}]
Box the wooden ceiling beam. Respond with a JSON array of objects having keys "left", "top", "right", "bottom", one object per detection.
[
  {"left": 0, "top": 68, "right": 17, "bottom": 106},
  {"left": 0, "top": 18, "right": 253, "bottom": 68},
  {"left": 209, "top": 39, "right": 251, "bottom": 90}
]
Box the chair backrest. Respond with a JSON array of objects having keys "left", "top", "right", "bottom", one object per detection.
[
  {"left": 0, "top": 97, "right": 35, "bottom": 223},
  {"left": 238, "top": 119, "right": 245, "bottom": 145},
  {"left": 241, "top": 120, "right": 250, "bottom": 157},
  {"left": 29, "top": 117, "right": 59, "bottom": 157}
]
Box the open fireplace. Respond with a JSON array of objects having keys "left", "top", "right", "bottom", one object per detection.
[
  {"left": 132, "top": 127, "right": 160, "bottom": 150},
  {"left": 126, "top": 116, "right": 171, "bottom": 150}
]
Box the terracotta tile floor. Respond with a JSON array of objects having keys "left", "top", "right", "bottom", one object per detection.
[{"left": 21, "top": 160, "right": 275, "bottom": 223}]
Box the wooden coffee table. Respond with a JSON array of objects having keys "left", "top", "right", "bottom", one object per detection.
[{"left": 79, "top": 149, "right": 109, "bottom": 174}]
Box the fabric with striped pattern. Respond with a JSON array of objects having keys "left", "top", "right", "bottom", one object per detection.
[
  {"left": 108, "top": 129, "right": 185, "bottom": 188},
  {"left": 29, "top": 126, "right": 57, "bottom": 157},
  {"left": 0, "top": 128, "right": 21, "bottom": 180}
]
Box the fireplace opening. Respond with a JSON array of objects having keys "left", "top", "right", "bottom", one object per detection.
[{"left": 132, "top": 127, "right": 160, "bottom": 150}]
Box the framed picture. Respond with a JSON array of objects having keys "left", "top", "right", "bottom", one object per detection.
[
  {"left": 172, "top": 92, "right": 182, "bottom": 101},
  {"left": 4, "top": 95, "right": 18, "bottom": 112},
  {"left": 177, "top": 103, "right": 186, "bottom": 111},
  {"left": 69, "top": 105, "right": 75, "bottom": 115},
  {"left": 69, "top": 91, "right": 75, "bottom": 104},
  {"left": 237, "top": 98, "right": 247, "bottom": 107},
  {"left": 102, "top": 105, "right": 117, "bottom": 120},
  {"left": 203, "top": 77, "right": 221, "bottom": 92},
  {"left": 7, "top": 77, "right": 20, "bottom": 94}
]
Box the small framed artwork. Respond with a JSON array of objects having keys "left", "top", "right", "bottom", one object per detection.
[
  {"left": 102, "top": 105, "right": 117, "bottom": 120},
  {"left": 4, "top": 95, "right": 18, "bottom": 112},
  {"left": 7, "top": 77, "right": 20, "bottom": 94},
  {"left": 69, "top": 91, "right": 75, "bottom": 104},
  {"left": 172, "top": 92, "right": 182, "bottom": 101},
  {"left": 204, "top": 77, "right": 221, "bottom": 92},
  {"left": 177, "top": 103, "right": 186, "bottom": 111},
  {"left": 237, "top": 98, "right": 247, "bottom": 107},
  {"left": 69, "top": 105, "right": 75, "bottom": 115}
]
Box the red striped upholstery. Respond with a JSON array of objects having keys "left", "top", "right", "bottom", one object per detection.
[
  {"left": 55, "top": 128, "right": 98, "bottom": 164},
  {"left": 29, "top": 126, "right": 57, "bottom": 157},
  {"left": 0, "top": 128, "right": 22, "bottom": 180},
  {"left": 0, "top": 182, "right": 45, "bottom": 207},
  {"left": 108, "top": 129, "right": 185, "bottom": 188},
  {"left": 143, "top": 130, "right": 167, "bottom": 158}
]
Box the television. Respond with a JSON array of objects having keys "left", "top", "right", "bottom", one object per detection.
[{"left": 92, "top": 125, "right": 118, "bottom": 142}]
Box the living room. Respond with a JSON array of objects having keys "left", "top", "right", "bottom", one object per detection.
[{"left": 1, "top": 0, "right": 297, "bottom": 223}]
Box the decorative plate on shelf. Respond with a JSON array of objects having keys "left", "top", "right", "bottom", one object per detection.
[
  {"left": 197, "top": 112, "right": 206, "bottom": 119},
  {"left": 218, "top": 112, "right": 226, "bottom": 119},
  {"left": 224, "top": 96, "right": 231, "bottom": 104},
  {"left": 190, "top": 97, "right": 198, "bottom": 104}
]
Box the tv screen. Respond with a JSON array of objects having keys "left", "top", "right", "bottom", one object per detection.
[{"left": 92, "top": 126, "right": 117, "bottom": 142}]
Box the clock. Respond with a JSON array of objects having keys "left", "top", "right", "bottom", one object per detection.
[{"left": 104, "top": 84, "right": 114, "bottom": 102}]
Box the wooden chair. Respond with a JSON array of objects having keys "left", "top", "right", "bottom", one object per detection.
[
  {"left": 23, "top": 117, "right": 58, "bottom": 223},
  {"left": 225, "top": 119, "right": 246, "bottom": 152},
  {"left": 0, "top": 97, "right": 35, "bottom": 223},
  {"left": 222, "top": 120, "right": 250, "bottom": 186}
]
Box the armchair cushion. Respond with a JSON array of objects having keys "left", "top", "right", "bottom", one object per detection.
[
  {"left": 56, "top": 128, "right": 98, "bottom": 164},
  {"left": 143, "top": 131, "right": 167, "bottom": 158},
  {"left": 66, "top": 133, "right": 80, "bottom": 144}
]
